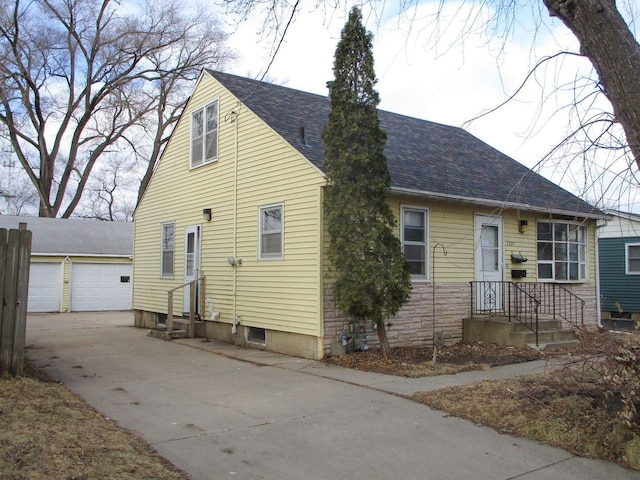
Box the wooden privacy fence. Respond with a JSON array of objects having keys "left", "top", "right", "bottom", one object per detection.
[{"left": 0, "top": 223, "right": 32, "bottom": 376}]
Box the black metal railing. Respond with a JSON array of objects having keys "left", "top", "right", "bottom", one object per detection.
[
  {"left": 551, "top": 283, "right": 585, "bottom": 329},
  {"left": 505, "top": 282, "right": 584, "bottom": 330},
  {"left": 512, "top": 283, "right": 541, "bottom": 345},
  {"left": 470, "top": 281, "right": 585, "bottom": 345},
  {"left": 470, "top": 281, "right": 510, "bottom": 317}
]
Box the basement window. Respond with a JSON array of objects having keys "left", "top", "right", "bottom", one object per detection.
[
  {"left": 247, "top": 327, "right": 266, "bottom": 344},
  {"left": 157, "top": 313, "right": 167, "bottom": 326}
]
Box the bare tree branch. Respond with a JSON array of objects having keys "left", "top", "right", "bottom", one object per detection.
[{"left": 0, "top": 0, "right": 233, "bottom": 218}]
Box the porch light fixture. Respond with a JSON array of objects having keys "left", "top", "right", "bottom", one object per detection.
[
  {"left": 518, "top": 219, "right": 528, "bottom": 233},
  {"left": 202, "top": 208, "right": 212, "bottom": 222}
]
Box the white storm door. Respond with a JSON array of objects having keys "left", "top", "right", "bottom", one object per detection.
[
  {"left": 474, "top": 214, "right": 504, "bottom": 311},
  {"left": 183, "top": 225, "right": 201, "bottom": 313}
]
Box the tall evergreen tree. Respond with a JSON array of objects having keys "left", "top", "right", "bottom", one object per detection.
[{"left": 323, "top": 7, "right": 412, "bottom": 358}]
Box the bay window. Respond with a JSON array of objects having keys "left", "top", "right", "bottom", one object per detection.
[{"left": 537, "top": 221, "right": 586, "bottom": 281}]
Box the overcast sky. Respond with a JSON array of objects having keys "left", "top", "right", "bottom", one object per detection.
[{"left": 222, "top": 1, "right": 640, "bottom": 213}]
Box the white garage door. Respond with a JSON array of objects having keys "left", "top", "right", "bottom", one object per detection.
[
  {"left": 71, "top": 263, "right": 132, "bottom": 311},
  {"left": 28, "top": 263, "right": 62, "bottom": 313}
]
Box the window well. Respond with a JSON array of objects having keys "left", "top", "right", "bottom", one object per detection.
[{"left": 247, "top": 327, "right": 266, "bottom": 343}]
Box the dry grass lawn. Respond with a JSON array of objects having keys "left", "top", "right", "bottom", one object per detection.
[
  {"left": 326, "top": 330, "right": 640, "bottom": 471},
  {"left": 413, "top": 370, "right": 640, "bottom": 470},
  {"left": 0, "top": 363, "right": 188, "bottom": 480}
]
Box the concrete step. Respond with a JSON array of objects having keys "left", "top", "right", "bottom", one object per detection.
[
  {"left": 467, "top": 316, "right": 561, "bottom": 332},
  {"left": 527, "top": 339, "right": 580, "bottom": 352},
  {"left": 464, "top": 316, "right": 579, "bottom": 350},
  {"left": 147, "top": 327, "right": 188, "bottom": 340},
  {"left": 173, "top": 318, "right": 205, "bottom": 337},
  {"left": 510, "top": 328, "right": 578, "bottom": 346},
  {"left": 508, "top": 319, "right": 562, "bottom": 333}
]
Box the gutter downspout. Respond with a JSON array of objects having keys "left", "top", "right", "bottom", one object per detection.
[
  {"left": 233, "top": 107, "right": 239, "bottom": 330},
  {"left": 65, "top": 256, "right": 72, "bottom": 313}
]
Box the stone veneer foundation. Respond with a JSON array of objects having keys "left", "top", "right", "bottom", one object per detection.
[
  {"left": 322, "top": 280, "right": 599, "bottom": 357},
  {"left": 323, "top": 282, "right": 470, "bottom": 356}
]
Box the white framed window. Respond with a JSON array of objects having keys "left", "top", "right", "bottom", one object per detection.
[
  {"left": 401, "top": 206, "right": 429, "bottom": 279},
  {"left": 191, "top": 99, "right": 219, "bottom": 168},
  {"left": 259, "top": 204, "right": 283, "bottom": 260},
  {"left": 161, "top": 222, "right": 175, "bottom": 278},
  {"left": 537, "top": 221, "right": 586, "bottom": 281},
  {"left": 626, "top": 243, "right": 640, "bottom": 274}
]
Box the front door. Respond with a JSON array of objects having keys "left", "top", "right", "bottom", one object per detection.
[
  {"left": 474, "top": 214, "right": 503, "bottom": 312},
  {"left": 183, "top": 225, "right": 201, "bottom": 314}
]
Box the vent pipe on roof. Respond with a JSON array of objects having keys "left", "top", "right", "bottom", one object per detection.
[
  {"left": 326, "top": 81, "right": 333, "bottom": 98},
  {"left": 298, "top": 127, "right": 309, "bottom": 147}
]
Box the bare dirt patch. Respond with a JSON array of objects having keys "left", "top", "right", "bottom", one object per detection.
[
  {"left": 324, "top": 330, "right": 640, "bottom": 471},
  {"left": 0, "top": 363, "right": 188, "bottom": 480}
]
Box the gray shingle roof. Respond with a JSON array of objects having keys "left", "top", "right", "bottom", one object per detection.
[
  {"left": 0, "top": 215, "right": 133, "bottom": 256},
  {"left": 208, "top": 70, "right": 602, "bottom": 218}
]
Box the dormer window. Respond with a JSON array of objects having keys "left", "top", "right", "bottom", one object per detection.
[{"left": 191, "top": 100, "right": 219, "bottom": 168}]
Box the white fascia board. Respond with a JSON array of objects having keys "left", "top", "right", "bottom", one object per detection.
[{"left": 389, "top": 186, "right": 606, "bottom": 220}]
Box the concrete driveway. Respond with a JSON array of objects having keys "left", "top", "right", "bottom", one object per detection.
[{"left": 26, "top": 312, "right": 639, "bottom": 480}]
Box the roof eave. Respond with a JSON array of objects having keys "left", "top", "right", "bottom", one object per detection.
[
  {"left": 604, "top": 209, "right": 640, "bottom": 222},
  {"left": 30, "top": 252, "right": 133, "bottom": 258},
  {"left": 389, "top": 187, "right": 606, "bottom": 220}
]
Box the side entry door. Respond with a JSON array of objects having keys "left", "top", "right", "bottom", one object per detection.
[
  {"left": 183, "top": 225, "right": 201, "bottom": 314},
  {"left": 474, "top": 214, "right": 504, "bottom": 312}
]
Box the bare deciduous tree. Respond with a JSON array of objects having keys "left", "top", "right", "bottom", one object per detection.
[
  {"left": 79, "top": 154, "right": 137, "bottom": 222},
  {"left": 221, "top": 0, "right": 640, "bottom": 185},
  {"left": 0, "top": 0, "right": 233, "bottom": 218},
  {"left": 542, "top": 0, "right": 640, "bottom": 170},
  {"left": 0, "top": 177, "right": 39, "bottom": 216}
]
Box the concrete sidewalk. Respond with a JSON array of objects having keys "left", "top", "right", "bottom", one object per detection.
[
  {"left": 172, "top": 335, "right": 558, "bottom": 397},
  {"left": 26, "top": 312, "right": 640, "bottom": 480}
]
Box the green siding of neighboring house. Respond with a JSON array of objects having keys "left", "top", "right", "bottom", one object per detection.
[{"left": 599, "top": 236, "right": 640, "bottom": 313}]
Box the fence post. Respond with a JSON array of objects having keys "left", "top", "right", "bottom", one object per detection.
[
  {"left": 0, "top": 225, "right": 31, "bottom": 376},
  {"left": 1, "top": 229, "right": 19, "bottom": 375},
  {"left": 0, "top": 229, "right": 7, "bottom": 345},
  {"left": 13, "top": 227, "right": 32, "bottom": 376}
]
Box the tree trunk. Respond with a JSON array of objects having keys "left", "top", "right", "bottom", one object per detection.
[
  {"left": 543, "top": 0, "right": 640, "bottom": 171},
  {"left": 377, "top": 321, "right": 391, "bottom": 359}
]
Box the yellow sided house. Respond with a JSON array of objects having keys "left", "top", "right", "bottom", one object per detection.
[{"left": 133, "top": 70, "right": 605, "bottom": 359}]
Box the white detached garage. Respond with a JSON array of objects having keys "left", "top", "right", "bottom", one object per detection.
[
  {"left": 71, "top": 263, "right": 132, "bottom": 311},
  {"left": 0, "top": 215, "right": 133, "bottom": 313}
]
